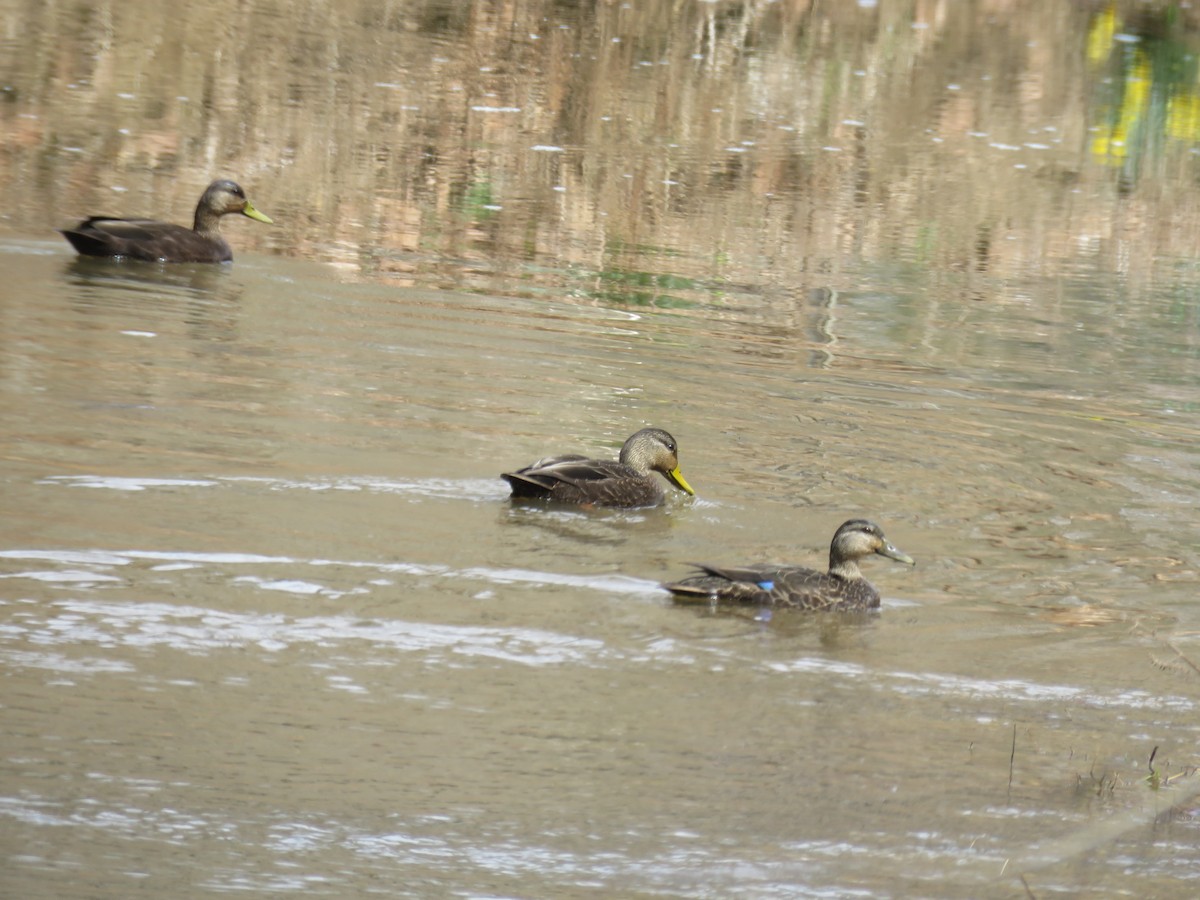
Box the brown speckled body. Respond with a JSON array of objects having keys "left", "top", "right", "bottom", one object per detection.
[{"left": 663, "top": 519, "right": 914, "bottom": 611}]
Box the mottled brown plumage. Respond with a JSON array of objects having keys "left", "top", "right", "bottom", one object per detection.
[
  {"left": 502, "top": 427, "right": 694, "bottom": 508},
  {"left": 60, "top": 179, "right": 273, "bottom": 263},
  {"left": 663, "top": 519, "right": 914, "bottom": 611}
]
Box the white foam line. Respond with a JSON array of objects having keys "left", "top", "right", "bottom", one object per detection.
[
  {"left": 38, "top": 476, "right": 217, "bottom": 491},
  {"left": 15, "top": 599, "right": 611, "bottom": 667},
  {"left": 766, "top": 657, "right": 1194, "bottom": 712},
  {"left": 0, "top": 549, "right": 661, "bottom": 595}
]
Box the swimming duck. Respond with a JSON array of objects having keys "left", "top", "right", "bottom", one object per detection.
[
  {"left": 502, "top": 427, "right": 694, "bottom": 508},
  {"left": 60, "top": 179, "right": 273, "bottom": 262},
  {"left": 663, "top": 519, "right": 914, "bottom": 611}
]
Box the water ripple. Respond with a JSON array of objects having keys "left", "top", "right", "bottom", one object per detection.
[
  {"left": 8, "top": 598, "right": 611, "bottom": 667},
  {"left": 766, "top": 657, "right": 1195, "bottom": 713},
  {"left": 39, "top": 473, "right": 510, "bottom": 501}
]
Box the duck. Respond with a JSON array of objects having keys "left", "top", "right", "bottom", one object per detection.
[
  {"left": 502, "top": 427, "right": 694, "bottom": 508},
  {"left": 60, "top": 179, "right": 273, "bottom": 262},
  {"left": 662, "top": 519, "right": 914, "bottom": 611}
]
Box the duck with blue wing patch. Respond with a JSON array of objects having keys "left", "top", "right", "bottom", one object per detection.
[{"left": 663, "top": 519, "right": 914, "bottom": 611}]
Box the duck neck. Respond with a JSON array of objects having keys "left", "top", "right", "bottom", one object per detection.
[
  {"left": 617, "top": 446, "right": 651, "bottom": 476},
  {"left": 193, "top": 206, "right": 223, "bottom": 235},
  {"left": 828, "top": 554, "right": 862, "bottom": 581}
]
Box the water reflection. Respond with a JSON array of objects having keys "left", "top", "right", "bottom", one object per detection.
[
  {"left": 64, "top": 256, "right": 232, "bottom": 293},
  {"left": 1, "top": 0, "right": 1197, "bottom": 297},
  {"left": 1087, "top": 4, "right": 1200, "bottom": 172}
]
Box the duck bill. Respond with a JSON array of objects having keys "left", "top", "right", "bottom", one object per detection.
[
  {"left": 666, "top": 466, "right": 695, "bottom": 496},
  {"left": 879, "top": 542, "right": 915, "bottom": 566},
  {"left": 242, "top": 201, "right": 274, "bottom": 224}
]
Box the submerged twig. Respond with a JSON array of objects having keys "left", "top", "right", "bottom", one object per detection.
[
  {"left": 1008, "top": 723, "right": 1017, "bottom": 801},
  {"left": 1156, "top": 641, "right": 1200, "bottom": 678},
  {"left": 1018, "top": 769, "right": 1200, "bottom": 886}
]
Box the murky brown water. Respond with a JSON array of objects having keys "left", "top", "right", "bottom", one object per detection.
[{"left": 3, "top": 1, "right": 1200, "bottom": 897}]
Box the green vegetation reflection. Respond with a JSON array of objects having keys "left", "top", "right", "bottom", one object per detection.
[
  {"left": 1088, "top": 3, "right": 1200, "bottom": 170},
  {"left": 589, "top": 268, "right": 707, "bottom": 308}
]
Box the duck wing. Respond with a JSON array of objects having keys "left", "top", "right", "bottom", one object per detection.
[
  {"left": 662, "top": 562, "right": 786, "bottom": 605},
  {"left": 502, "top": 457, "right": 661, "bottom": 507}
]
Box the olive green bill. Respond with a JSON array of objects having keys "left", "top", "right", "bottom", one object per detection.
[
  {"left": 242, "top": 201, "right": 274, "bottom": 224},
  {"left": 879, "top": 541, "right": 915, "bottom": 566}
]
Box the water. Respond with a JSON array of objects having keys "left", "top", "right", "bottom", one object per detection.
[{"left": 3, "top": 1, "right": 1200, "bottom": 897}]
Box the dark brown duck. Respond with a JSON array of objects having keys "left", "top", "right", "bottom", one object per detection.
[
  {"left": 663, "top": 519, "right": 914, "bottom": 611},
  {"left": 60, "top": 179, "right": 273, "bottom": 263},
  {"left": 502, "top": 427, "right": 695, "bottom": 508}
]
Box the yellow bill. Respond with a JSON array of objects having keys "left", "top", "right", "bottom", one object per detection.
[
  {"left": 667, "top": 466, "right": 694, "bottom": 495},
  {"left": 242, "top": 201, "right": 274, "bottom": 224}
]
